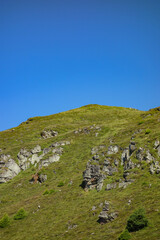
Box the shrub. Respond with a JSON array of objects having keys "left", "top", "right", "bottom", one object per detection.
[
  {"left": 57, "top": 181, "right": 64, "bottom": 187},
  {"left": 145, "top": 129, "right": 151, "bottom": 134},
  {"left": 43, "top": 189, "right": 55, "bottom": 195},
  {"left": 14, "top": 208, "right": 27, "bottom": 220},
  {"left": 0, "top": 214, "right": 10, "bottom": 228},
  {"left": 126, "top": 208, "right": 148, "bottom": 232},
  {"left": 118, "top": 229, "right": 131, "bottom": 240},
  {"left": 43, "top": 189, "right": 50, "bottom": 195},
  {"left": 138, "top": 121, "right": 144, "bottom": 125}
]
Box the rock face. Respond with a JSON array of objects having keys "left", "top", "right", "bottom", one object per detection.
[
  {"left": 41, "top": 130, "right": 58, "bottom": 139},
  {"left": 98, "top": 201, "right": 118, "bottom": 224},
  {"left": 0, "top": 141, "right": 70, "bottom": 183},
  {"left": 82, "top": 163, "right": 105, "bottom": 191},
  {"left": 0, "top": 155, "right": 21, "bottom": 183}
]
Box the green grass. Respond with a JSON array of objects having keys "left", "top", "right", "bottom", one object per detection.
[{"left": 0, "top": 104, "right": 160, "bottom": 239}]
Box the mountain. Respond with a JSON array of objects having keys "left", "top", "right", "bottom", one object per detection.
[{"left": 0, "top": 104, "right": 160, "bottom": 240}]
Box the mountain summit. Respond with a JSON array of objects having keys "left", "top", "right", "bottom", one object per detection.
[{"left": 0, "top": 105, "right": 160, "bottom": 239}]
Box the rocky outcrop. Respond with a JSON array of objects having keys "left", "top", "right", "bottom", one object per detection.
[
  {"left": 82, "top": 163, "right": 105, "bottom": 191},
  {"left": 74, "top": 125, "right": 101, "bottom": 134},
  {"left": 105, "top": 183, "right": 117, "bottom": 191},
  {"left": 154, "top": 140, "right": 160, "bottom": 156},
  {"left": 107, "top": 145, "right": 119, "bottom": 155},
  {"left": 98, "top": 201, "right": 118, "bottom": 224},
  {"left": 0, "top": 141, "right": 70, "bottom": 183},
  {"left": 150, "top": 161, "right": 160, "bottom": 174},
  {"left": 41, "top": 130, "right": 58, "bottom": 139},
  {"left": 0, "top": 155, "right": 21, "bottom": 183}
]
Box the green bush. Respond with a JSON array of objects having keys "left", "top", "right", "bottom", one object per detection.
[
  {"left": 126, "top": 208, "right": 148, "bottom": 232},
  {"left": 0, "top": 214, "right": 10, "bottom": 228},
  {"left": 145, "top": 129, "right": 151, "bottom": 134},
  {"left": 57, "top": 181, "right": 64, "bottom": 187},
  {"left": 14, "top": 208, "right": 27, "bottom": 220},
  {"left": 43, "top": 189, "right": 55, "bottom": 195},
  {"left": 138, "top": 121, "right": 144, "bottom": 125},
  {"left": 118, "top": 229, "right": 131, "bottom": 240},
  {"left": 43, "top": 189, "right": 50, "bottom": 195}
]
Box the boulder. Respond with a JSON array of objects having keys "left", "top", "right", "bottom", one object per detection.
[
  {"left": 136, "top": 148, "right": 145, "bottom": 161},
  {"left": 5, "top": 159, "right": 21, "bottom": 175},
  {"left": 52, "top": 147, "right": 63, "bottom": 155},
  {"left": 31, "top": 145, "right": 41, "bottom": 154},
  {"left": 121, "top": 148, "right": 129, "bottom": 166},
  {"left": 144, "top": 150, "right": 154, "bottom": 163},
  {"left": 98, "top": 202, "right": 117, "bottom": 224},
  {"left": 41, "top": 130, "right": 58, "bottom": 139},
  {"left": 39, "top": 154, "right": 60, "bottom": 168},
  {"left": 118, "top": 181, "right": 131, "bottom": 189},
  {"left": 107, "top": 145, "right": 119, "bottom": 155},
  {"left": 154, "top": 140, "right": 160, "bottom": 149},
  {"left": 38, "top": 174, "right": 47, "bottom": 183},
  {"left": 105, "top": 183, "right": 117, "bottom": 191},
  {"left": 0, "top": 158, "right": 21, "bottom": 183}
]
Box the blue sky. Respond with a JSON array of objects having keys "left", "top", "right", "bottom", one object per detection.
[{"left": 0, "top": 0, "right": 160, "bottom": 131}]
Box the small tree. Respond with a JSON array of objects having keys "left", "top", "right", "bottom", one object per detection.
[
  {"left": 0, "top": 214, "right": 10, "bottom": 228},
  {"left": 14, "top": 208, "right": 27, "bottom": 220},
  {"left": 118, "top": 229, "right": 131, "bottom": 240},
  {"left": 126, "top": 208, "right": 148, "bottom": 232}
]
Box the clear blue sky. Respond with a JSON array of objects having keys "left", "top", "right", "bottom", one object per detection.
[{"left": 0, "top": 0, "right": 160, "bottom": 131}]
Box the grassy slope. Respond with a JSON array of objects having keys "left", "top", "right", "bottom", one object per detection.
[{"left": 0, "top": 104, "right": 160, "bottom": 240}]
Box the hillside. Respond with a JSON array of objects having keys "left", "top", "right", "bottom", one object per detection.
[{"left": 0, "top": 104, "right": 160, "bottom": 240}]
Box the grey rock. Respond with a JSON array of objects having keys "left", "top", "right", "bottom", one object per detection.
[
  {"left": 105, "top": 183, "right": 117, "bottom": 191},
  {"left": 52, "top": 147, "right": 63, "bottom": 155},
  {"left": 129, "top": 142, "right": 136, "bottom": 155},
  {"left": 28, "top": 154, "right": 42, "bottom": 165},
  {"left": 150, "top": 164, "right": 155, "bottom": 174},
  {"left": 103, "top": 166, "right": 117, "bottom": 176},
  {"left": 121, "top": 148, "right": 129, "bottom": 166},
  {"left": 157, "top": 146, "right": 160, "bottom": 157},
  {"left": 98, "top": 202, "right": 117, "bottom": 224},
  {"left": 136, "top": 148, "right": 145, "bottom": 161},
  {"left": 118, "top": 181, "right": 131, "bottom": 189},
  {"left": 114, "top": 159, "right": 119, "bottom": 166},
  {"left": 38, "top": 174, "right": 47, "bottom": 183},
  {"left": 5, "top": 159, "right": 21, "bottom": 175},
  {"left": 41, "top": 130, "right": 58, "bottom": 139},
  {"left": 43, "top": 148, "right": 51, "bottom": 154},
  {"left": 103, "top": 159, "right": 111, "bottom": 166},
  {"left": 0, "top": 154, "right": 10, "bottom": 161},
  {"left": 150, "top": 161, "right": 160, "bottom": 174},
  {"left": 154, "top": 140, "right": 160, "bottom": 149},
  {"left": 82, "top": 163, "right": 104, "bottom": 191},
  {"left": 39, "top": 154, "right": 60, "bottom": 168},
  {"left": 92, "top": 206, "right": 96, "bottom": 211},
  {"left": 31, "top": 145, "right": 41, "bottom": 154},
  {"left": 124, "top": 159, "right": 135, "bottom": 171},
  {"left": 107, "top": 145, "right": 119, "bottom": 155},
  {"left": 144, "top": 150, "right": 154, "bottom": 163},
  {"left": 91, "top": 145, "right": 105, "bottom": 155}
]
